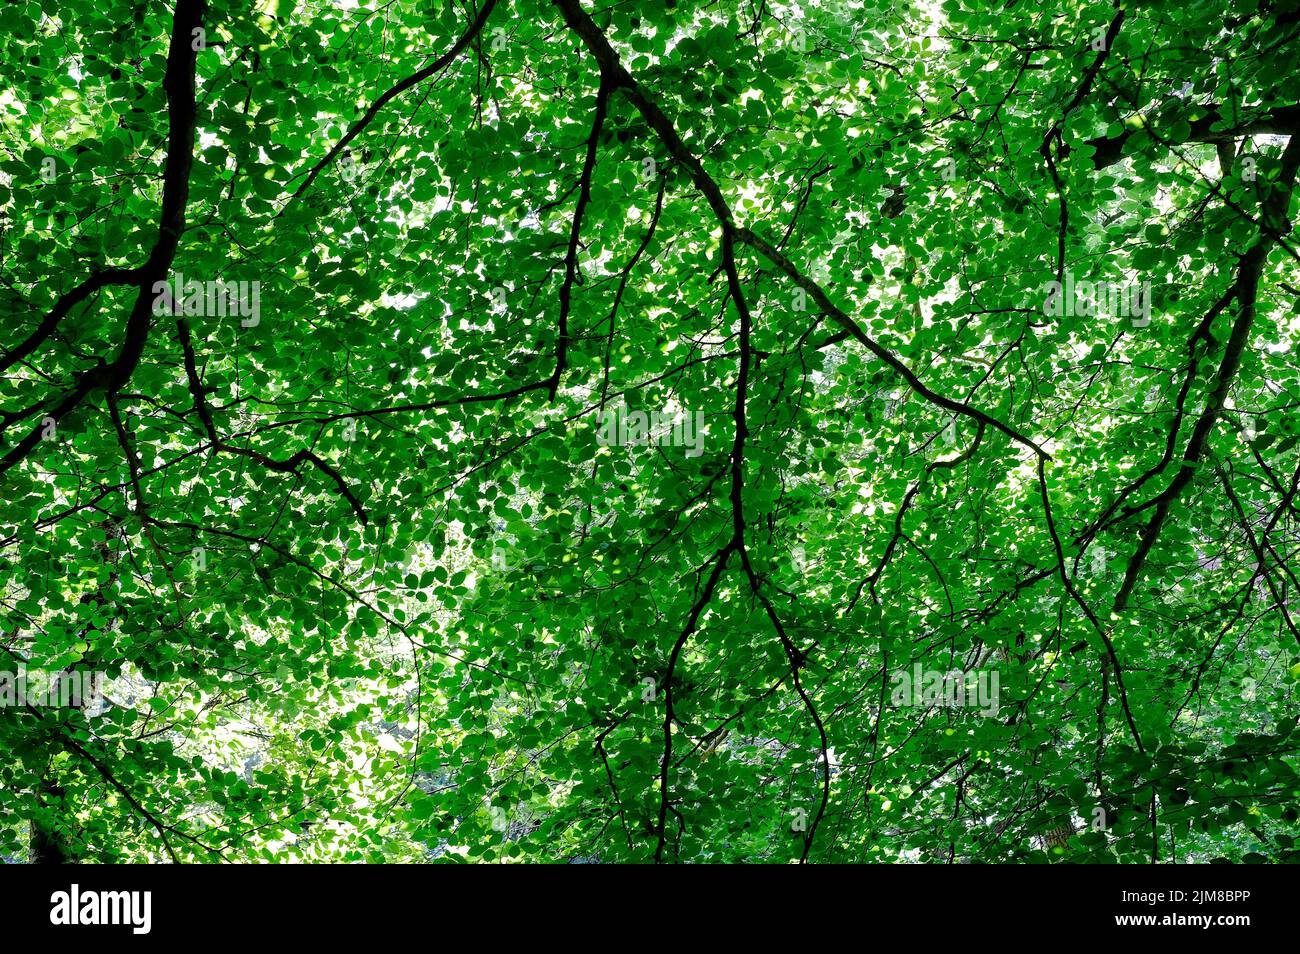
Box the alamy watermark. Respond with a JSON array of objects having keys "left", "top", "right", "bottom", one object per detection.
[
  {"left": 889, "top": 663, "right": 1000, "bottom": 717},
  {"left": 151, "top": 272, "right": 261, "bottom": 327},
  {"left": 50, "top": 884, "right": 150, "bottom": 934},
  {"left": 597, "top": 405, "right": 705, "bottom": 458},
  {"left": 1042, "top": 271, "right": 1152, "bottom": 326},
  {"left": 0, "top": 666, "right": 103, "bottom": 708}
]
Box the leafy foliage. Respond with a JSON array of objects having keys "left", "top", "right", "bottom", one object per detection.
[{"left": 1, "top": 0, "right": 1299, "bottom": 863}]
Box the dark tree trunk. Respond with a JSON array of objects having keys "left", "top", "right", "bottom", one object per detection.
[{"left": 30, "top": 779, "right": 76, "bottom": 864}]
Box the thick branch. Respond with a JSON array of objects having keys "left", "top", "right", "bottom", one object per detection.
[
  {"left": 1086, "top": 103, "right": 1300, "bottom": 170},
  {"left": 286, "top": 0, "right": 498, "bottom": 204},
  {"left": 0, "top": 0, "right": 206, "bottom": 475},
  {"left": 1114, "top": 134, "right": 1300, "bottom": 611}
]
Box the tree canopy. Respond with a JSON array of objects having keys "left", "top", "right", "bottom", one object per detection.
[{"left": 2, "top": 0, "right": 1299, "bottom": 863}]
